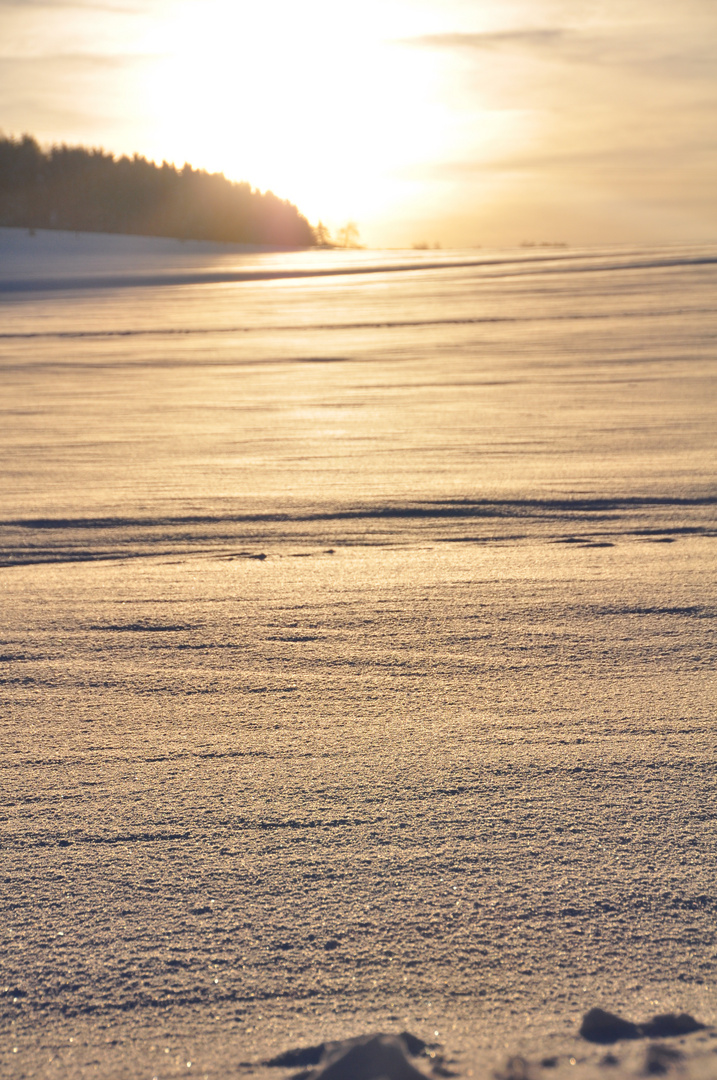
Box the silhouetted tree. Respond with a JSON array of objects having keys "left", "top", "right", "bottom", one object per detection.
[
  {"left": 335, "top": 220, "right": 361, "bottom": 248},
  {"left": 314, "top": 220, "right": 333, "bottom": 247},
  {"left": 0, "top": 134, "right": 318, "bottom": 247}
]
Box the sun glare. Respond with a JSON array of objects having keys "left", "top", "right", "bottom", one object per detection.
[{"left": 139, "top": 0, "right": 457, "bottom": 231}]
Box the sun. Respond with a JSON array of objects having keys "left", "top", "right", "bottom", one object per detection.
[{"left": 138, "top": 0, "right": 454, "bottom": 231}]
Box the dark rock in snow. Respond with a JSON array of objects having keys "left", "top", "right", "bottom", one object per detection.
[
  {"left": 579, "top": 1009, "right": 641, "bottom": 1043},
  {"left": 640, "top": 1013, "right": 706, "bottom": 1038},
  {"left": 398, "top": 1033, "right": 428, "bottom": 1057},
  {"left": 580, "top": 1007, "right": 707, "bottom": 1044},
  {"left": 266, "top": 1042, "right": 327, "bottom": 1068},
  {"left": 308, "top": 1035, "right": 429, "bottom": 1080},
  {"left": 267, "top": 1033, "right": 431, "bottom": 1080}
]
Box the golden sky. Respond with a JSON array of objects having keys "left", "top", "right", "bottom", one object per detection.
[{"left": 1, "top": 0, "right": 716, "bottom": 247}]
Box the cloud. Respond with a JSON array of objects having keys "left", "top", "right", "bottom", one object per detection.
[
  {"left": 405, "top": 29, "right": 569, "bottom": 52},
  {"left": 400, "top": 22, "right": 717, "bottom": 119},
  {"left": 0, "top": 1, "right": 139, "bottom": 9},
  {"left": 405, "top": 26, "right": 647, "bottom": 74},
  {"left": 0, "top": 52, "right": 139, "bottom": 67},
  {"left": 0, "top": 51, "right": 154, "bottom": 147},
  {"left": 388, "top": 8, "right": 717, "bottom": 245},
  {"left": 409, "top": 137, "right": 717, "bottom": 184},
  {"left": 403, "top": 24, "right": 717, "bottom": 73}
]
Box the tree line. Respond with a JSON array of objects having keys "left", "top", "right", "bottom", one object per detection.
[{"left": 0, "top": 134, "right": 317, "bottom": 247}]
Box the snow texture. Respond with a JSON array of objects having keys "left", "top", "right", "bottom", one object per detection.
[{"left": 0, "top": 234, "right": 715, "bottom": 1078}]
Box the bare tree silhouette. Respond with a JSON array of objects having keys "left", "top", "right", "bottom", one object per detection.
[
  {"left": 314, "top": 220, "right": 333, "bottom": 247},
  {"left": 335, "top": 221, "right": 361, "bottom": 248}
]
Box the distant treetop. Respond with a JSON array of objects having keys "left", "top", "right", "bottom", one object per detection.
[{"left": 0, "top": 134, "right": 317, "bottom": 248}]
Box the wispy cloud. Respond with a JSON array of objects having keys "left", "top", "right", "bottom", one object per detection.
[
  {"left": 0, "top": 1, "right": 139, "bottom": 9},
  {"left": 388, "top": 8, "right": 717, "bottom": 244},
  {"left": 0, "top": 50, "right": 154, "bottom": 147},
  {"left": 405, "top": 29, "right": 568, "bottom": 52},
  {"left": 0, "top": 52, "right": 149, "bottom": 68},
  {"left": 409, "top": 137, "right": 717, "bottom": 182},
  {"left": 403, "top": 24, "right": 717, "bottom": 78}
]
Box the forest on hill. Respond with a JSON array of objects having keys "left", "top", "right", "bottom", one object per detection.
[{"left": 0, "top": 135, "right": 316, "bottom": 247}]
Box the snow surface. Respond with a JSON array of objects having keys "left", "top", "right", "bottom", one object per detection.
[
  {"left": 0, "top": 239, "right": 715, "bottom": 1078},
  {"left": 0, "top": 226, "right": 288, "bottom": 279}
]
